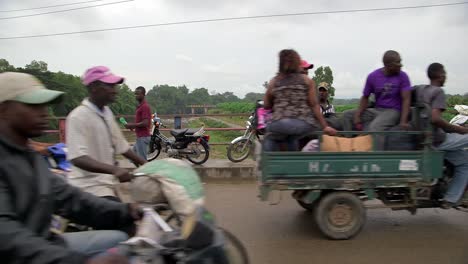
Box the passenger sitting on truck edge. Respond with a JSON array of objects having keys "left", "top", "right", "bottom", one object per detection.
[
  {"left": 318, "top": 82, "right": 342, "bottom": 131},
  {"left": 342, "top": 50, "right": 412, "bottom": 133},
  {"left": 414, "top": 63, "right": 468, "bottom": 209},
  {"left": 263, "top": 49, "right": 337, "bottom": 151}
]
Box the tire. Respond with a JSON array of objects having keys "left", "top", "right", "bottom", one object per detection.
[
  {"left": 314, "top": 191, "right": 366, "bottom": 240},
  {"left": 297, "top": 200, "right": 317, "bottom": 212},
  {"left": 186, "top": 141, "right": 210, "bottom": 165},
  {"left": 147, "top": 139, "right": 161, "bottom": 161},
  {"left": 227, "top": 139, "right": 252, "bottom": 163},
  {"left": 220, "top": 227, "right": 250, "bottom": 264}
]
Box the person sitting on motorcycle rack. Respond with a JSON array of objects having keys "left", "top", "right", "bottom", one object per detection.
[
  {"left": 0, "top": 72, "right": 142, "bottom": 264},
  {"left": 414, "top": 63, "right": 468, "bottom": 209},
  {"left": 66, "top": 66, "right": 147, "bottom": 201}
]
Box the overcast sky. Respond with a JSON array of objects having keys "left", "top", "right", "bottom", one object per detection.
[{"left": 1, "top": 0, "right": 467, "bottom": 98}]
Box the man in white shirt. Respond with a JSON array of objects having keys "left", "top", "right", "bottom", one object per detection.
[{"left": 66, "top": 66, "right": 146, "bottom": 199}]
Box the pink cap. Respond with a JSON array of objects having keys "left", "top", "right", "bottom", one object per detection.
[
  {"left": 81, "top": 66, "right": 124, "bottom": 86},
  {"left": 300, "top": 60, "right": 314, "bottom": 70}
]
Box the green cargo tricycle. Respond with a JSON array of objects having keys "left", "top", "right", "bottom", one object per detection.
[{"left": 257, "top": 107, "right": 467, "bottom": 240}]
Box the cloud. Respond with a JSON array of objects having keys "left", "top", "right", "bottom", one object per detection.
[
  {"left": 0, "top": 0, "right": 467, "bottom": 98},
  {"left": 175, "top": 54, "right": 193, "bottom": 62}
]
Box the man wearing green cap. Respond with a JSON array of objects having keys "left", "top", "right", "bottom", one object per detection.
[{"left": 0, "top": 72, "right": 139, "bottom": 264}]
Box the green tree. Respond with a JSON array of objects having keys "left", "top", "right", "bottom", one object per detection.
[
  {"left": 312, "top": 66, "right": 335, "bottom": 101},
  {"left": 447, "top": 94, "right": 468, "bottom": 107},
  {"left": 109, "top": 84, "right": 137, "bottom": 115},
  {"left": 25, "top": 60, "right": 48, "bottom": 72},
  {"left": 48, "top": 71, "right": 87, "bottom": 116},
  {"left": 211, "top": 92, "right": 240, "bottom": 104},
  {"left": 0, "top": 59, "right": 14, "bottom": 72},
  {"left": 146, "top": 84, "right": 188, "bottom": 114},
  {"left": 188, "top": 88, "right": 211, "bottom": 105},
  {"left": 243, "top": 92, "right": 264, "bottom": 102}
]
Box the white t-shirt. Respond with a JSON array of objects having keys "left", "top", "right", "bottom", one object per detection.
[{"left": 66, "top": 98, "right": 130, "bottom": 197}]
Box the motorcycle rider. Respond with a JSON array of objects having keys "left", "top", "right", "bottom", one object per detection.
[
  {"left": 66, "top": 66, "right": 146, "bottom": 200},
  {"left": 0, "top": 72, "right": 141, "bottom": 264},
  {"left": 414, "top": 63, "right": 468, "bottom": 209}
]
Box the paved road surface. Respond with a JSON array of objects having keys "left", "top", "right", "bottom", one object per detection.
[{"left": 204, "top": 183, "right": 468, "bottom": 264}]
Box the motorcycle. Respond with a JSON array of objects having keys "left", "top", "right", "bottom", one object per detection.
[
  {"left": 116, "top": 206, "right": 250, "bottom": 264},
  {"left": 227, "top": 101, "right": 268, "bottom": 163},
  {"left": 147, "top": 114, "right": 210, "bottom": 165},
  {"left": 227, "top": 115, "right": 259, "bottom": 163}
]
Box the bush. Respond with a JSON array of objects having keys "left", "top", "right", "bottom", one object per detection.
[
  {"left": 217, "top": 102, "right": 254, "bottom": 113},
  {"left": 335, "top": 104, "right": 357, "bottom": 113}
]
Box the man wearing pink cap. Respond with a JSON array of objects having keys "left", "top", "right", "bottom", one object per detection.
[{"left": 66, "top": 66, "right": 146, "bottom": 200}]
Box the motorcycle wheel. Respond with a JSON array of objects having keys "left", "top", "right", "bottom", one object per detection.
[
  {"left": 220, "top": 227, "right": 250, "bottom": 264},
  {"left": 186, "top": 141, "right": 210, "bottom": 165},
  {"left": 147, "top": 140, "right": 161, "bottom": 161},
  {"left": 227, "top": 139, "right": 252, "bottom": 163}
]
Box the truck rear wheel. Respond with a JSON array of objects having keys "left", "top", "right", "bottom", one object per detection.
[{"left": 314, "top": 191, "right": 366, "bottom": 240}]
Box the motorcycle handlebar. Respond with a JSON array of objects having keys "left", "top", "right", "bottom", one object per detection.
[{"left": 153, "top": 122, "right": 167, "bottom": 128}]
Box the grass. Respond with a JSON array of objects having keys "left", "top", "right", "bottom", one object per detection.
[
  {"left": 215, "top": 116, "right": 249, "bottom": 127},
  {"left": 335, "top": 104, "right": 358, "bottom": 113},
  {"left": 188, "top": 118, "right": 243, "bottom": 159}
]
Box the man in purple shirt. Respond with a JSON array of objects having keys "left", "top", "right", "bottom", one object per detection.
[{"left": 343, "top": 50, "right": 412, "bottom": 133}]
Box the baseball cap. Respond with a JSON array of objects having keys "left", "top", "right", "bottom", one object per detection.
[
  {"left": 81, "top": 66, "right": 124, "bottom": 86},
  {"left": 318, "top": 82, "right": 330, "bottom": 91},
  {"left": 300, "top": 60, "right": 314, "bottom": 70},
  {"left": 0, "top": 72, "right": 64, "bottom": 104}
]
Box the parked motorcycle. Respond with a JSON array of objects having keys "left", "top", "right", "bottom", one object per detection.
[
  {"left": 227, "top": 101, "right": 268, "bottom": 163},
  {"left": 227, "top": 115, "right": 258, "bottom": 163},
  {"left": 147, "top": 114, "right": 210, "bottom": 165}
]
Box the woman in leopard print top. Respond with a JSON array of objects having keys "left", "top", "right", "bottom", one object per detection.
[{"left": 263, "top": 49, "right": 337, "bottom": 151}]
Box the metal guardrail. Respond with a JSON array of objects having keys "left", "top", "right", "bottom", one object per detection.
[
  {"left": 43, "top": 114, "right": 249, "bottom": 145},
  {"left": 46, "top": 113, "right": 250, "bottom": 120}
]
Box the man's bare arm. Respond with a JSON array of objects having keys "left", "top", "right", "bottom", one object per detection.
[
  {"left": 125, "top": 118, "right": 149, "bottom": 129},
  {"left": 400, "top": 90, "right": 411, "bottom": 128},
  {"left": 71, "top": 156, "right": 117, "bottom": 175},
  {"left": 122, "top": 149, "right": 147, "bottom": 166}
]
